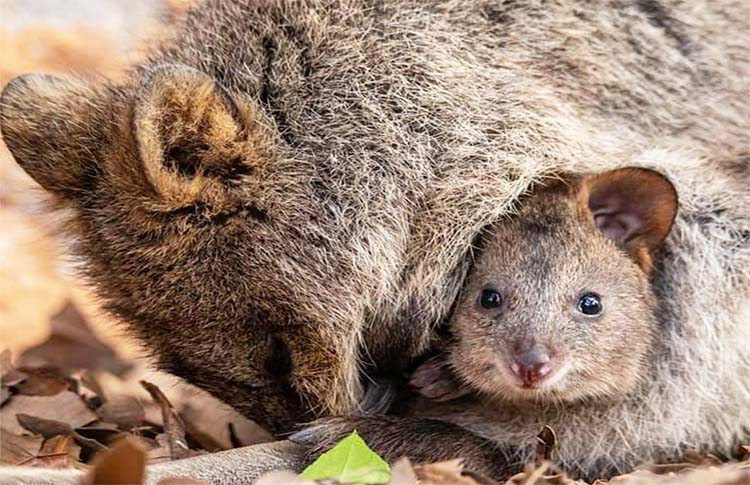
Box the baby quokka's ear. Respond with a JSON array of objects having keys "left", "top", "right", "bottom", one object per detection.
[{"left": 579, "top": 167, "right": 678, "bottom": 272}]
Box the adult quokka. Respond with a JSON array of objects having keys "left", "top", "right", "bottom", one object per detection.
[{"left": 1, "top": 0, "right": 748, "bottom": 466}]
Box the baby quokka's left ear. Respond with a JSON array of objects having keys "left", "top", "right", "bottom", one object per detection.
[{"left": 579, "top": 167, "right": 678, "bottom": 272}]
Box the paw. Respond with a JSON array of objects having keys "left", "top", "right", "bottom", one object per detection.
[{"left": 409, "top": 356, "right": 470, "bottom": 402}]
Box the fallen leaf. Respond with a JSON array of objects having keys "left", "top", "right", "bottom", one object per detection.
[
  {"left": 96, "top": 396, "right": 145, "bottom": 430},
  {"left": 13, "top": 367, "right": 72, "bottom": 396},
  {"left": 0, "top": 428, "right": 43, "bottom": 465},
  {"left": 387, "top": 458, "right": 419, "bottom": 485},
  {"left": 0, "top": 391, "right": 97, "bottom": 435},
  {"left": 140, "top": 380, "right": 193, "bottom": 460},
  {"left": 17, "top": 413, "right": 72, "bottom": 437},
  {"left": 147, "top": 433, "right": 174, "bottom": 464},
  {"left": 18, "top": 302, "right": 132, "bottom": 376},
  {"left": 180, "top": 399, "right": 273, "bottom": 451},
  {"left": 0, "top": 387, "right": 10, "bottom": 406},
  {"left": 414, "top": 459, "right": 482, "bottom": 485},
  {"left": 534, "top": 426, "right": 557, "bottom": 465},
  {"left": 82, "top": 437, "right": 146, "bottom": 485},
  {"left": 301, "top": 431, "right": 390, "bottom": 484},
  {"left": 76, "top": 423, "right": 125, "bottom": 445},
  {"left": 682, "top": 449, "right": 724, "bottom": 466},
  {"left": 21, "top": 434, "right": 82, "bottom": 469},
  {"left": 606, "top": 463, "right": 750, "bottom": 485},
  {"left": 16, "top": 414, "right": 107, "bottom": 454}
]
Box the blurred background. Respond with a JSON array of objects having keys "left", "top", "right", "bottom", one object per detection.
[{"left": 0, "top": 0, "right": 271, "bottom": 458}]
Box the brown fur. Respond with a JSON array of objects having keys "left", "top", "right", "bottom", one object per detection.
[{"left": 1, "top": 1, "right": 748, "bottom": 470}]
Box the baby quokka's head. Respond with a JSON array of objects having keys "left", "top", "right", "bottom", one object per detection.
[{"left": 449, "top": 168, "right": 678, "bottom": 404}]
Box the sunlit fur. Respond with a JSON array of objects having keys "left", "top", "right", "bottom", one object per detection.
[{"left": 1, "top": 0, "right": 748, "bottom": 476}]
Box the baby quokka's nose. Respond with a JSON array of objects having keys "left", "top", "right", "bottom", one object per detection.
[{"left": 511, "top": 347, "right": 551, "bottom": 387}]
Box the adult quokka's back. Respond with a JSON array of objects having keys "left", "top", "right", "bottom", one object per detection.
[{"left": 1, "top": 0, "right": 748, "bottom": 461}]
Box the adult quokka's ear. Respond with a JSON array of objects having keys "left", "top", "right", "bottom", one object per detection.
[
  {"left": 130, "top": 64, "right": 275, "bottom": 215},
  {"left": 579, "top": 167, "right": 678, "bottom": 272},
  {"left": 0, "top": 73, "right": 101, "bottom": 198}
]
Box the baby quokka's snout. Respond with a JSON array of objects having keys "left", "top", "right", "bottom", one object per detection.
[{"left": 510, "top": 345, "right": 551, "bottom": 387}]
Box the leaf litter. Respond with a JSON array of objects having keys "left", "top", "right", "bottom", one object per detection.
[{"left": 0, "top": 299, "right": 277, "bottom": 482}]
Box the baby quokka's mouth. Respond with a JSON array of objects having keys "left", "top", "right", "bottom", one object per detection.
[
  {"left": 506, "top": 344, "right": 569, "bottom": 391},
  {"left": 510, "top": 347, "right": 551, "bottom": 388}
]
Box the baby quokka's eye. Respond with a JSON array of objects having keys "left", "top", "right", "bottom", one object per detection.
[
  {"left": 479, "top": 288, "right": 503, "bottom": 310},
  {"left": 577, "top": 292, "right": 603, "bottom": 316}
]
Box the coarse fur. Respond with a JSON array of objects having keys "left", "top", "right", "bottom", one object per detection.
[{"left": 1, "top": 0, "right": 749, "bottom": 476}]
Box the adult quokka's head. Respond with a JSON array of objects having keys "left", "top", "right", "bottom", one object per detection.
[
  {"left": 0, "top": 66, "right": 352, "bottom": 432},
  {"left": 448, "top": 168, "right": 678, "bottom": 405}
]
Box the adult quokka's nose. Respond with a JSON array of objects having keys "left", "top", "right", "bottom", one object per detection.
[{"left": 511, "top": 347, "right": 551, "bottom": 387}]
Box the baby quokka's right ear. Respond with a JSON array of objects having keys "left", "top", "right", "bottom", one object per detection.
[{"left": 579, "top": 167, "right": 679, "bottom": 272}]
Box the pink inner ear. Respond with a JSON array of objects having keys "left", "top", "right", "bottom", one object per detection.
[
  {"left": 593, "top": 211, "right": 643, "bottom": 245},
  {"left": 590, "top": 191, "right": 644, "bottom": 246}
]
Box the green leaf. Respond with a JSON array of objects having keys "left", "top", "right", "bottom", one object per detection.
[{"left": 301, "top": 431, "right": 391, "bottom": 484}]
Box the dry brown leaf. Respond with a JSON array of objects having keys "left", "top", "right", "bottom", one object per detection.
[
  {"left": 415, "top": 459, "right": 483, "bottom": 485},
  {"left": 76, "top": 423, "right": 125, "bottom": 446},
  {"left": 535, "top": 426, "right": 557, "bottom": 466},
  {"left": 96, "top": 396, "right": 146, "bottom": 430},
  {"left": 388, "top": 458, "right": 419, "bottom": 484},
  {"left": 13, "top": 367, "right": 73, "bottom": 396},
  {"left": 0, "top": 390, "right": 97, "bottom": 435},
  {"left": 0, "top": 429, "right": 84, "bottom": 469},
  {"left": 141, "top": 380, "right": 193, "bottom": 460},
  {"left": 17, "top": 413, "right": 74, "bottom": 438},
  {"left": 181, "top": 399, "right": 273, "bottom": 450},
  {"left": 16, "top": 414, "right": 107, "bottom": 454},
  {"left": 605, "top": 463, "right": 750, "bottom": 485},
  {"left": 681, "top": 449, "right": 724, "bottom": 466},
  {"left": 0, "top": 428, "right": 44, "bottom": 465},
  {"left": 18, "top": 302, "right": 132, "bottom": 376},
  {"left": 82, "top": 437, "right": 146, "bottom": 485},
  {"left": 147, "top": 433, "right": 174, "bottom": 464},
  {"left": 22, "top": 434, "right": 83, "bottom": 469},
  {"left": 0, "top": 387, "right": 10, "bottom": 406}
]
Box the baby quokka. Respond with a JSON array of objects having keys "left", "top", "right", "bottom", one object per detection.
[
  {"left": 418, "top": 166, "right": 677, "bottom": 406},
  {"left": 301, "top": 167, "right": 684, "bottom": 480}
]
